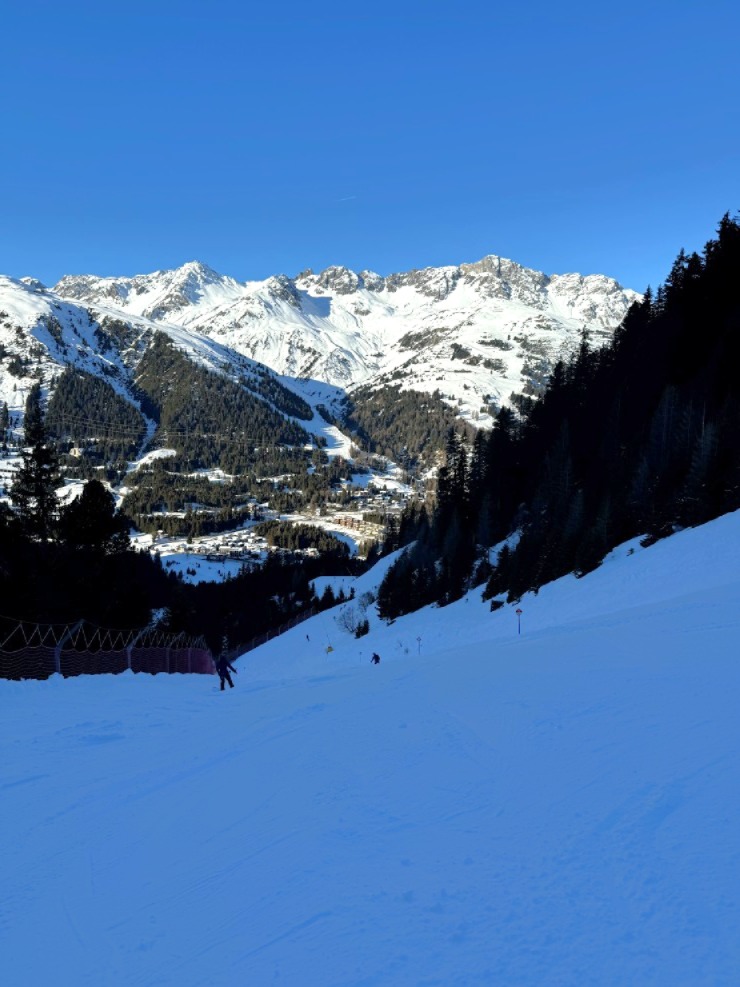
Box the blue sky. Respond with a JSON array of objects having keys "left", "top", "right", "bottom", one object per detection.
[{"left": 1, "top": 1, "right": 738, "bottom": 291}]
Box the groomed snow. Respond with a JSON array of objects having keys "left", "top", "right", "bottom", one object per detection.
[
  {"left": 158, "top": 553, "right": 246, "bottom": 585},
  {"left": 2, "top": 513, "right": 739, "bottom": 985}
]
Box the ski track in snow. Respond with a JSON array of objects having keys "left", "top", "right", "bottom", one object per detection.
[{"left": 2, "top": 513, "right": 740, "bottom": 985}]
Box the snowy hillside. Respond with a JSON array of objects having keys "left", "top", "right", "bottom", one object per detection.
[
  {"left": 2, "top": 512, "right": 738, "bottom": 986},
  {"left": 0, "top": 273, "right": 313, "bottom": 424},
  {"left": 54, "top": 255, "right": 639, "bottom": 418}
]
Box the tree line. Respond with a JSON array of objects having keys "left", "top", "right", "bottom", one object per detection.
[
  {"left": 0, "top": 384, "right": 365, "bottom": 650},
  {"left": 377, "top": 213, "right": 740, "bottom": 618},
  {"left": 254, "top": 521, "right": 351, "bottom": 557},
  {"left": 333, "top": 384, "right": 474, "bottom": 468},
  {"left": 46, "top": 366, "right": 147, "bottom": 465},
  {"left": 134, "top": 334, "right": 312, "bottom": 474}
]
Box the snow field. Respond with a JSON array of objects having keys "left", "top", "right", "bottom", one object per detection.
[{"left": 2, "top": 513, "right": 739, "bottom": 985}]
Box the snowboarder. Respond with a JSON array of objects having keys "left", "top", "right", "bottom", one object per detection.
[
  {"left": 370, "top": 652, "right": 380, "bottom": 665},
  {"left": 216, "top": 653, "right": 237, "bottom": 690}
]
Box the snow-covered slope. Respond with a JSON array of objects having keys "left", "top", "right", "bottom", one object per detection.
[
  {"left": 2, "top": 512, "right": 738, "bottom": 986},
  {"left": 55, "top": 261, "right": 246, "bottom": 324},
  {"left": 0, "top": 274, "right": 313, "bottom": 424},
  {"left": 54, "top": 256, "right": 640, "bottom": 419}
]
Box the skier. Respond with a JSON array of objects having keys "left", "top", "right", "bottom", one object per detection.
[
  {"left": 216, "top": 651, "right": 237, "bottom": 691},
  {"left": 370, "top": 652, "right": 380, "bottom": 665}
]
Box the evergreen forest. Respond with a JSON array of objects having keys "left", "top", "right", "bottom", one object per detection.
[
  {"left": 377, "top": 213, "right": 740, "bottom": 618},
  {"left": 134, "top": 334, "right": 312, "bottom": 473},
  {"left": 46, "top": 366, "right": 147, "bottom": 466},
  {"left": 334, "top": 384, "right": 475, "bottom": 468}
]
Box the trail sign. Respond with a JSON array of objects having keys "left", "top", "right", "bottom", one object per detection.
[{"left": 515, "top": 608, "right": 523, "bottom": 635}]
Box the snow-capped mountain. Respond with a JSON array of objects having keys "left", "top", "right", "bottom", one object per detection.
[
  {"left": 0, "top": 252, "right": 638, "bottom": 437},
  {"left": 0, "top": 273, "right": 308, "bottom": 424},
  {"left": 55, "top": 261, "right": 246, "bottom": 324},
  {"left": 53, "top": 256, "right": 640, "bottom": 424}
]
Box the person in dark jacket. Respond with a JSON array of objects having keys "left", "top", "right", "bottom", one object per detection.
[
  {"left": 370, "top": 652, "right": 380, "bottom": 665},
  {"left": 216, "top": 653, "right": 237, "bottom": 690}
]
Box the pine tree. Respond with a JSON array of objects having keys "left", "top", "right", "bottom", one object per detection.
[
  {"left": 58, "top": 479, "right": 130, "bottom": 554},
  {"left": 24, "top": 383, "right": 44, "bottom": 445},
  {"left": 0, "top": 402, "right": 9, "bottom": 450},
  {"left": 11, "top": 385, "right": 61, "bottom": 541}
]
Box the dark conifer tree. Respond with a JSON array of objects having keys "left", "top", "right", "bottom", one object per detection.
[
  {"left": 0, "top": 402, "right": 9, "bottom": 450},
  {"left": 24, "top": 383, "right": 44, "bottom": 445},
  {"left": 58, "top": 479, "right": 130, "bottom": 554},
  {"left": 11, "top": 385, "right": 61, "bottom": 541}
]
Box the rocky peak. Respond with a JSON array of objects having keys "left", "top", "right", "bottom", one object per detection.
[
  {"left": 169, "top": 260, "right": 224, "bottom": 290},
  {"left": 460, "top": 255, "right": 549, "bottom": 306},
  {"left": 358, "top": 270, "right": 385, "bottom": 292},
  {"left": 547, "top": 273, "right": 640, "bottom": 327},
  {"left": 53, "top": 273, "right": 129, "bottom": 303},
  {"left": 19, "top": 277, "right": 47, "bottom": 292},
  {"left": 315, "top": 266, "right": 360, "bottom": 295},
  {"left": 54, "top": 261, "right": 243, "bottom": 322},
  {"left": 264, "top": 275, "right": 300, "bottom": 307},
  {"left": 386, "top": 265, "right": 461, "bottom": 300}
]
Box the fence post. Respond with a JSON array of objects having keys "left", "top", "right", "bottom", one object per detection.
[
  {"left": 54, "top": 620, "right": 84, "bottom": 677},
  {"left": 125, "top": 627, "right": 148, "bottom": 673}
]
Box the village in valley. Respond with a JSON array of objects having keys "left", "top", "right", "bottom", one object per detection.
[
  {"left": 132, "top": 468, "right": 413, "bottom": 584},
  {"left": 0, "top": 375, "right": 421, "bottom": 586}
]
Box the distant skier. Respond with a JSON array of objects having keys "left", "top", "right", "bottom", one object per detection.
[
  {"left": 370, "top": 652, "right": 380, "bottom": 665},
  {"left": 216, "top": 651, "right": 237, "bottom": 691}
]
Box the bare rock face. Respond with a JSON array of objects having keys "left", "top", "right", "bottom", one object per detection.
[
  {"left": 265, "top": 275, "right": 301, "bottom": 308},
  {"left": 315, "top": 266, "right": 361, "bottom": 295},
  {"left": 358, "top": 270, "right": 385, "bottom": 292},
  {"left": 55, "top": 274, "right": 130, "bottom": 304},
  {"left": 460, "top": 256, "right": 549, "bottom": 306},
  {"left": 386, "top": 266, "right": 461, "bottom": 300}
]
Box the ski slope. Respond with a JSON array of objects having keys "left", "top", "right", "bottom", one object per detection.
[{"left": 2, "top": 513, "right": 739, "bottom": 986}]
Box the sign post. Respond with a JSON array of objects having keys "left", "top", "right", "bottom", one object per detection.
[
  {"left": 417, "top": 636, "right": 422, "bottom": 656},
  {"left": 515, "top": 608, "right": 523, "bottom": 635}
]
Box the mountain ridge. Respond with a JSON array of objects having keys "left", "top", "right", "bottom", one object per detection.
[
  {"left": 0, "top": 273, "right": 312, "bottom": 430},
  {"left": 49, "top": 253, "right": 640, "bottom": 424},
  {"left": 52, "top": 253, "right": 637, "bottom": 320}
]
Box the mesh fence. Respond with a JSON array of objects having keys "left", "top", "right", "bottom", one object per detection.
[{"left": 0, "top": 616, "right": 214, "bottom": 681}]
